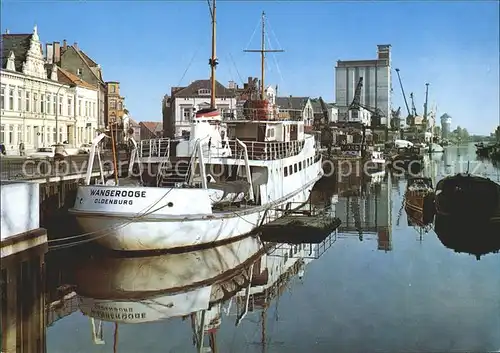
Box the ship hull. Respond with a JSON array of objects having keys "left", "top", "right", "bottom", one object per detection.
[{"left": 70, "top": 163, "right": 323, "bottom": 251}]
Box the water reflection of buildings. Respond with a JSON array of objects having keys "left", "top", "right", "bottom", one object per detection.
[
  {"left": 332, "top": 173, "right": 393, "bottom": 251},
  {"left": 1, "top": 243, "right": 47, "bottom": 353}
]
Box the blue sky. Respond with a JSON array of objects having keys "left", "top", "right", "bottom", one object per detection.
[{"left": 2, "top": 0, "right": 499, "bottom": 134}]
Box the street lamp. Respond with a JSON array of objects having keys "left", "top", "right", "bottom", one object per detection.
[{"left": 54, "top": 83, "right": 75, "bottom": 155}]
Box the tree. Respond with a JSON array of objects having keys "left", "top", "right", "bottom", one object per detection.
[{"left": 450, "top": 126, "right": 470, "bottom": 142}]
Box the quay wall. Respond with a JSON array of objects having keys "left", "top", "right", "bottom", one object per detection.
[{"left": 1, "top": 181, "right": 41, "bottom": 239}]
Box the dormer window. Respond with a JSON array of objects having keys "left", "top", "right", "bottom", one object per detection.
[
  {"left": 198, "top": 89, "right": 211, "bottom": 96},
  {"left": 77, "top": 68, "right": 83, "bottom": 76}
]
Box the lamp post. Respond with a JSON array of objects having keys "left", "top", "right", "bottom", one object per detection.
[
  {"left": 55, "top": 83, "right": 75, "bottom": 145},
  {"left": 55, "top": 84, "right": 64, "bottom": 145}
]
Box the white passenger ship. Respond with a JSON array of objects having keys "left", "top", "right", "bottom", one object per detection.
[{"left": 69, "top": 3, "right": 323, "bottom": 251}]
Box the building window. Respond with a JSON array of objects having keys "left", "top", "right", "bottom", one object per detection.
[
  {"left": 8, "top": 125, "right": 13, "bottom": 143},
  {"left": 183, "top": 108, "right": 192, "bottom": 121},
  {"left": 26, "top": 126, "right": 31, "bottom": 144},
  {"left": 33, "top": 93, "right": 38, "bottom": 113},
  {"left": 53, "top": 128, "right": 57, "bottom": 143},
  {"left": 25, "top": 92, "right": 30, "bottom": 112},
  {"left": 110, "top": 100, "right": 116, "bottom": 109},
  {"left": 78, "top": 100, "right": 82, "bottom": 116},
  {"left": 59, "top": 127, "right": 63, "bottom": 143},
  {"left": 67, "top": 97, "right": 73, "bottom": 116},
  {"left": 0, "top": 125, "right": 4, "bottom": 143},
  {"left": 85, "top": 101, "right": 88, "bottom": 116},
  {"left": 17, "top": 125, "right": 22, "bottom": 143},
  {"left": 0, "top": 86, "right": 5, "bottom": 110},
  {"left": 77, "top": 68, "right": 83, "bottom": 76},
  {"left": 17, "top": 89, "right": 22, "bottom": 111},
  {"left": 92, "top": 102, "right": 96, "bottom": 117},
  {"left": 198, "top": 89, "right": 210, "bottom": 96},
  {"left": 46, "top": 94, "right": 51, "bottom": 114},
  {"left": 41, "top": 94, "right": 45, "bottom": 113},
  {"left": 53, "top": 95, "right": 56, "bottom": 114},
  {"left": 59, "top": 95, "right": 63, "bottom": 115},
  {"left": 110, "top": 85, "right": 116, "bottom": 93},
  {"left": 8, "top": 88, "right": 14, "bottom": 110}
]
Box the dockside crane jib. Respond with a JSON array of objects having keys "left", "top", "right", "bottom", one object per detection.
[
  {"left": 347, "top": 76, "right": 386, "bottom": 128},
  {"left": 394, "top": 68, "right": 412, "bottom": 125}
]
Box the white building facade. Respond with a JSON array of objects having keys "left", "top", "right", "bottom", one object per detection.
[
  {"left": 170, "top": 80, "right": 237, "bottom": 137},
  {"left": 0, "top": 26, "right": 98, "bottom": 155},
  {"left": 335, "top": 44, "right": 392, "bottom": 126}
]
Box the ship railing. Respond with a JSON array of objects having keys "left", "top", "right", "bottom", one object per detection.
[
  {"left": 203, "top": 139, "right": 305, "bottom": 160},
  {"left": 139, "top": 138, "right": 170, "bottom": 159}
]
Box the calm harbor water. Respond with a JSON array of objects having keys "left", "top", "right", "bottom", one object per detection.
[{"left": 2, "top": 143, "right": 499, "bottom": 353}]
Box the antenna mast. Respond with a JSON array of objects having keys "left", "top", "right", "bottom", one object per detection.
[
  {"left": 208, "top": 0, "right": 218, "bottom": 109},
  {"left": 244, "top": 11, "right": 284, "bottom": 100}
]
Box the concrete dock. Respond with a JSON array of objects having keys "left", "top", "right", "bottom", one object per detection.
[{"left": 1, "top": 181, "right": 48, "bottom": 258}]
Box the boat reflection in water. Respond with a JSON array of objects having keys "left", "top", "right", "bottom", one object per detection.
[
  {"left": 434, "top": 215, "right": 500, "bottom": 260},
  {"left": 75, "top": 235, "right": 268, "bottom": 351},
  {"left": 229, "top": 238, "right": 335, "bottom": 349}
]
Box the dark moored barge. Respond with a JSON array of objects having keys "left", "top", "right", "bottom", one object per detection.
[{"left": 435, "top": 173, "right": 500, "bottom": 222}]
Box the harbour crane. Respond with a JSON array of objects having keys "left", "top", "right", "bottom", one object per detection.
[
  {"left": 347, "top": 77, "right": 386, "bottom": 127},
  {"left": 410, "top": 92, "right": 418, "bottom": 118},
  {"left": 394, "top": 68, "right": 413, "bottom": 126},
  {"left": 316, "top": 96, "right": 334, "bottom": 154},
  {"left": 423, "top": 83, "right": 430, "bottom": 129}
]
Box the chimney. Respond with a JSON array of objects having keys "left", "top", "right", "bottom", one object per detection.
[
  {"left": 73, "top": 42, "right": 78, "bottom": 50},
  {"left": 5, "top": 29, "right": 9, "bottom": 34},
  {"left": 46, "top": 43, "right": 54, "bottom": 64},
  {"left": 53, "top": 41, "right": 61, "bottom": 64},
  {"left": 63, "top": 39, "right": 67, "bottom": 49}
]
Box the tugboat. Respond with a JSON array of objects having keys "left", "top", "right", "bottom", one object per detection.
[
  {"left": 435, "top": 173, "right": 500, "bottom": 222},
  {"left": 404, "top": 177, "right": 435, "bottom": 225}
]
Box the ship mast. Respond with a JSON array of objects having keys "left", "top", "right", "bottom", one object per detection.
[
  {"left": 208, "top": 0, "right": 218, "bottom": 109},
  {"left": 244, "top": 11, "right": 283, "bottom": 100}
]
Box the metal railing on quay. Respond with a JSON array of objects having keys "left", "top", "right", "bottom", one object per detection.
[{"left": 0, "top": 152, "right": 128, "bottom": 181}]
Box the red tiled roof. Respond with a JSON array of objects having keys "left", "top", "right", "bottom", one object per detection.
[
  {"left": 140, "top": 121, "right": 163, "bottom": 133},
  {"left": 57, "top": 67, "right": 97, "bottom": 90}
]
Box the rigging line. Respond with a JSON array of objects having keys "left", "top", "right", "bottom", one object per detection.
[
  {"left": 244, "top": 16, "right": 262, "bottom": 51},
  {"left": 263, "top": 30, "right": 286, "bottom": 102},
  {"left": 176, "top": 34, "right": 208, "bottom": 87},
  {"left": 265, "top": 17, "right": 283, "bottom": 54},
  {"left": 207, "top": 0, "right": 213, "bottom": 20},
  {"left": 265, "top": 31, "right": 284, "bottom": 85},
  {"left": 226, "top": 53, "right": 235, "bottom": 82},
  {"left": 228, "top": 52, "right": 245, "bottom": 86}
]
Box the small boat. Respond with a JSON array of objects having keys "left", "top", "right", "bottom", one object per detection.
[
  {"left": 475, "top": 142, "right": 495, "bottom": 157},
  {"left": 427, "top": 143, "right": 444, "bottom": 153},
  {"left": 368, "top": 150, "right": 386, "bottom": 170},
  {"left": 389, "top": 146, "right": 423, "bottom": 173},
  {"left": 404, "top": 177, "right": 435, "bottom": 225},
  {"left": 435, "top": 174, "right": 500, "bottom": 222}
]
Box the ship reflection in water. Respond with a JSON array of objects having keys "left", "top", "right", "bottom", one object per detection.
[
  {"left": 434, "top": 215, "right": 500, "bottom": 260},
  {"left": 2, "top": 145, "right": 499, "bottom": 353}
]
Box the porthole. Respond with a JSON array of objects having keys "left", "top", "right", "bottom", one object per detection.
[{"left": 167, "top": 202, "right": 174, "bottom": 207}]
